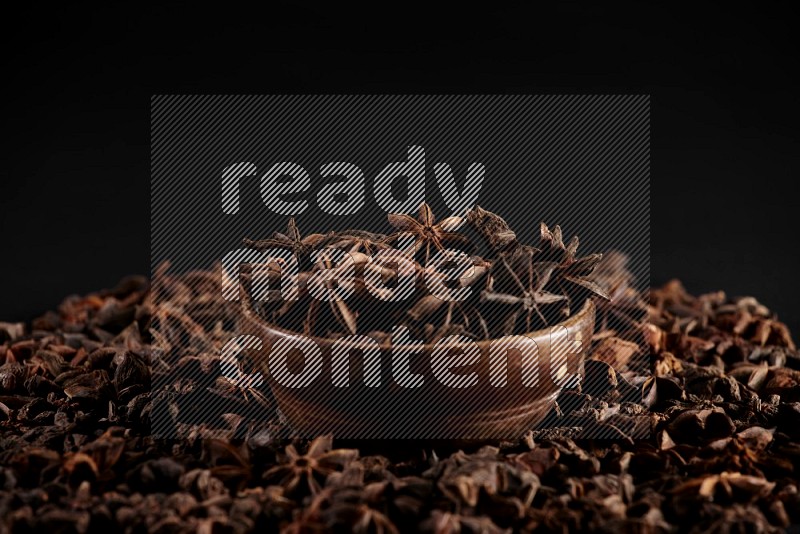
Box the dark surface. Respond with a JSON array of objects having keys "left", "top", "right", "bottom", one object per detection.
[{"left": 3, "top": 4, "right": 798, "bottom": 332}]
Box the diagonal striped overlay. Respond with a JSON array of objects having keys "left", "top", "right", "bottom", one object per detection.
[{"left": 151, "top": 95, "right": 650, "bottom": 439}]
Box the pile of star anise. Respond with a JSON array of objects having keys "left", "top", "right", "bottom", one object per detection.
[
  {"left": 242, "top": 203, "right": 615, "bottom": 343},
  {"left": 2, "top": 268, "right": 800, "bottom": 532}
]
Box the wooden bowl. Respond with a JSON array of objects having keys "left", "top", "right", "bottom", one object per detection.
[{"left": 239, "top": 297, "right": 595, "bottom": 439}]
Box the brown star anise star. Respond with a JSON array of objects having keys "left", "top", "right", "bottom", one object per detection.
[
  {"left": 244, "top": 217, "right": 327, "bottom": 259},
  {"left": 733, "top": 310, "right": 796, "bottom": 350},
  {"left": 539, "top": 222, "right": 609, "bottom": 300},
  {"left": 287, "top": 481, "right": 399, "bottom": 534},
  {"left": 481, "top": 250, "right": 568, "bottom": 334},
  {"left": 384, "top": 202, "right": 471, "bottom": 264},
  {"left": 262, "top": 435, "right": 359, "bottom": 498}
]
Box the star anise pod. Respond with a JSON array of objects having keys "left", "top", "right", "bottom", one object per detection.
[
  {"left": 288, "top": 481, "right": 399, "bottom": 534},
  {"left": 384, "top": 202, "right": 471, "bottom": 264},
  {"left": 262, "top": 435, "right": 359, "bottom": 498},
  {"left": 465, "top": 204, "right": 520, "bottom": 255},
  {"left": 731, "top": 307, "right": 795, "bottom": 350},
  {"left": 466, "top": 208, "right": 608, "bottom": 332},
  {"left": 243, "top": 217, "right": 327, "bottom": 263},
  {"left": 481, "top": 251, "right": 568, "bottom": 334},
  {"left": 301, "top": 247, "right": 413, "bottom": 337},
  {"left": 538, "top": 222, "right": 608, "bottom": 300}
]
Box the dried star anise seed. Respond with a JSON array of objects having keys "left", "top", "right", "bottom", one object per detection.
[
  {"left": 263, "top": 435, "right": 358, "bottom": 497},
  {"left": 384, "top": 202, "right": 471, "bottom": 263}
]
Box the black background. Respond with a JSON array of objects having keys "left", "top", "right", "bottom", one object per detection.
[{"left": 3, "top": 4, "right": 798, "bottom": 333}]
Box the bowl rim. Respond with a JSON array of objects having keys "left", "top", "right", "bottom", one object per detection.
[{"left": 241, "top": 293, "right": 595, "bottom": 351}]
